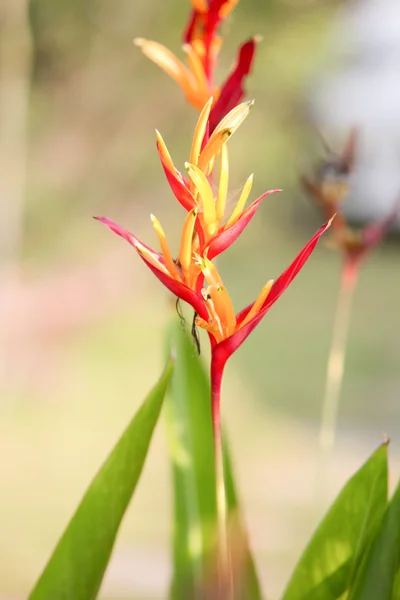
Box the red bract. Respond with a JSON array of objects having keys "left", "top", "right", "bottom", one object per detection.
[
  {"left": 184, "top": 0, "right": 240, "bottom": 80},
  {"left": 209, "top": 39, "right": 256, "bottom": 133},
  {"left": 94, "top": 216, "right": 208, "bottom": 321},
  {"left": 200, "top": 219, "right": 332, "bottom": 430},
  {"left": 135, "top": 0, "right": 256, "bottom": 126},
  {"left": 156, "top": 100, "right": 281, "bottom": 259},
  {"left": 205, "top": 189, "right": 280, "bottom": 259}
]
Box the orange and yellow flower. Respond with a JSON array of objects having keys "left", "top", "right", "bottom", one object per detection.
[
  {"left": 96, "top": 100, "right": 281, "bottom": 318},
  {"left": 157, "top": 99, "right": 280, "bottom": 262},
  {"left": 96, "top": 101, "right": 331, "bottom": 372},
  {"left": 135, "top": 0, "right": 257, "bottom": 131}
]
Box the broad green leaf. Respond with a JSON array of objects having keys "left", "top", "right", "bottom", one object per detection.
[
  {"left": 29, "top": 359, "right": 174, "bottom": 600},
  {"left": 166, "top": 319, "right": 263, "bottom": 599},
  {"left": 348, "top": 480, "right": 400, "bottom": 600},
  {"left": 282, "top": 444, "right": 388, "bottom": 600},
  {"left": 392, "top": 569, "right": 400, "bottom": 599}
]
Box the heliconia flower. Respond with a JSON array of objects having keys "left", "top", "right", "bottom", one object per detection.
[
  {"left": 96, "top": 212, "right": 332, "bottom": 398},
  {"left": 302, "top": 129, "right": 399, "bottom": 264},
  {"left": 134, "top": 1, "right": 257, "bottom": 130},
  {"left": 95, "top": 99, "right": 282, "bottom": 328},
  {"left": 94, "top": 215, "right": 209, "bottom": 321},
  {"left": 191, "top": 219, "right": 333, "bottom": 421},
  {"left": 156, "top": 98, "right": 281, "bottom": 259}
]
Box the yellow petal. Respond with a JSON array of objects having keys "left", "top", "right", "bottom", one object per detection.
[
  {"left": 216, "top": 144, "right": 229, "bottom": 222},
  {"left": 183, "top": 44, "right": 209, "bottom": 97},
  {"left": 197, "top": 100, "right": 253, "bottom": 173},
  {"left": 155, "top": 129, "right": 175, "bottom": 173},
  {"left": 185, "top": 162, "right": 217, "bottom": 235},
  {"left": 134, "top": 38, "right": 197, "bottom": 98},
  {"left": 192, "top": 39, "right": 206, "bottom": 60},
  {"left": 150, "top": 214, "right": 182, "bottom": 281},
  {"left": 197, "top": 129, "right": 231, "bottom": 174},
  {"left": 191, "top": 0, "right": 208, "bottom": 11},
  {"left": 189, "top": 97, "right": 214, "bottom": 167},
  {"left": 196, "top": 254, "right": 220, "bottom": 286},
  {"left": 219, "top": 0, "right": 239, "bottom": 18},
  {"left": 211, "top": 100, "right": 254, "bottom": 139},
  {"left": 239, "top": 279, "right": 274, "bottom": 329},
  {"left": 134, "top": 241, "right": 170, "bottom": 276},
  {"left": 197, "top": 256, "right": 237, "bottom": 337},
  {"left": 225, "top": 173, "right": 253, "bottom": 228},
  {"left": 178, "top": 208, "right": 198, "bottom": 275}
]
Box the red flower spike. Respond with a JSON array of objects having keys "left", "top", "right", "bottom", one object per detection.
[
  {"left": 94, "top": 216, "right": 208, "bottom": 320},
  {"left": 184, "top": 0, "right": 239, "bottom": 80},
  {"left": 206, "top": 189, "right": 281, "bottom": 259},
  {"left": 209, "top": 38, "right": 256, "bottom": 133}
]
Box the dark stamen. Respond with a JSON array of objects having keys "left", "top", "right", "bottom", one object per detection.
[
  {"left": 191, "top": 311, "right": 201, "bottom": 356},
  {"left": 175, "top": 298, "right": 186, "bottom": 327}
]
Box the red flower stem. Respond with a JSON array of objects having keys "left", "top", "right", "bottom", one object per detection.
[
  {"left": 317, "top": 256, "right": 359, "bottom": 491},
  {"left": 211, "top": 354, "right": 233, "bottom": 598}
]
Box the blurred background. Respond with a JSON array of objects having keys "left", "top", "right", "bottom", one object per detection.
[{"left": 1, "top": 0, "right": 400, "bottom": 598}]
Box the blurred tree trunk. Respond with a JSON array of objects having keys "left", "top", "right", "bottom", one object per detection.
[{"left": 0, "top": 0, "right": 32, "bottom": 382}]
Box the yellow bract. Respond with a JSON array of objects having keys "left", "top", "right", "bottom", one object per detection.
[
  {"left": 178, "top": 209, "right": 198, "bottom": 279},
  {"left": 196, "top": 255, "right": 237, "bottom": 341},
  {"left": 134, "top": 38, "right": 212, "bottom": 109},
  {"left": 189, "top": 97, "right": 214, "bottom": 167},
  {"left": 185, "top": 163, "right": 217, "bottom": 236},
  {"left": 191, "top": 0, "right": 208, "bottom": 12},
  {"left": 150, "top": 214, "right": 182, "bottom": 281},
  {"left": 195, "top": 253, "right": 275, "bottom": 342}
]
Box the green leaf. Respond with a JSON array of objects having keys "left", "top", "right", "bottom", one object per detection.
[
  {"left": 392, "top": 568, "right": 400, "bottom": 600},
  {"left": 29, "top": 358, "right": 174, "bottom": 600},
  {"left": 166, "top": 319, "right": 263, "bottom": 599},
  {"left": 348, "top": 480, "right": 400, "bottom": 600},
  {"left": 282, "top": 444, "right": 388, "bottom": 600}
]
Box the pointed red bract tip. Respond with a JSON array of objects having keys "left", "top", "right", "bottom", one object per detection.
[
  {"left": 94, "top": 216, "right": 138, "bottom": 247},
  {"left": 157, "top": 144, "right": 195, "bottom": 212},
  {"left": 207, "top": 189, "right": 281, "bottom": 259},
  {"left": 95, "top": 216, "right": 209, "bottom": 320},
  {"left": 209, "top": 38, "right": 257, "bottom": 133},
  {"left": 213, "top": 218, "right": 332, "bottom": 361}
]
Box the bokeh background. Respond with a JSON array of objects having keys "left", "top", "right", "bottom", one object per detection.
[{"left": 1, "top": 0, "right": 400, "bottom": 598}]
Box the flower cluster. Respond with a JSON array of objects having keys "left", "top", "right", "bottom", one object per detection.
[
  {"left": 134, "top": 0, "right": 257, "bottom": 132},
  {"left": 96, "top": 98, "right": 330, "bottom": 406},
  {"left": 303, "top": 130, "right": 398, "bottom": 266},
  {"left": 96, "top": 0, "right": 331, "bottom": 418}
]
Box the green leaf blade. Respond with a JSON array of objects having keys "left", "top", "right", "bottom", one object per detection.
[
  {"left": 29, "top": 358, "right": 174, "bottom": 600},
  {"left": 282, "top": 444, "right": 388, "bottom": 600},
  {"left": 348, "top": 480, "right": 400, "bottom": 600}
]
